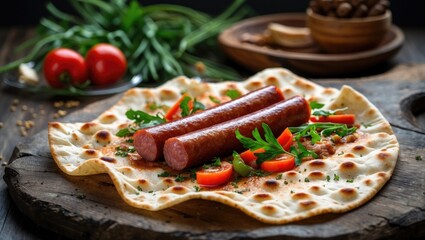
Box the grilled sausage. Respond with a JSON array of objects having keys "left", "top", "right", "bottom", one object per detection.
[
  {"left": 163, "top": 96, "right": 310, "bottom": 170},
  {"left": 134, "top": 86, "right": 284, "bottom": 161}
]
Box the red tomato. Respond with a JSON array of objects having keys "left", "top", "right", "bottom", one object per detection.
[
  {"left": 261, "top": 154, "right": 295, "bottom": 173},
  {"left": 196, "top": 161, "right": 233, "bottom": 187},
  {"left": 310, "top": 114, "right": 356, "bottom": 125},
  {"left": 43, "top": 48, "right": 88, "bottom": 88},
  {"left": 86, "top": 43, "right": 127, "bottom": 86}
]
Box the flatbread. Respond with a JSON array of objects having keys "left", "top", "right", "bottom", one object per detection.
[{"left": 48, "top": 68, "right": 399, "bottom": 224}]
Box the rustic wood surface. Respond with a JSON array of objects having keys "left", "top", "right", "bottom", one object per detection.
[{"left": 1, "top": 27, "right": 425, "bottom": 239}]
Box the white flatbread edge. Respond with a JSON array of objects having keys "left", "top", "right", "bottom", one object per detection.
[{"left": 48, "top": 68, "right": 399, "bottom": 224}]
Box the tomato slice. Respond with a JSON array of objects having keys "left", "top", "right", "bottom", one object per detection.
[
  {"left": 310, "top": 114, "right": 355, "bottom": 125},
  {"left": 261, "top": 154, "right": 295, "bottom": 173},
  {"left": 196, "top": 161, "right": 233, "bottom": 187},
  {"left": 164, "top": 93, "right": 192, "bottom": 121},
  {"left": 240, "top": 127, "right": 293, "bottom": 166}
]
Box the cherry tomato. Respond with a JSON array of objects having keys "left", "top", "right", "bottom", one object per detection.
[
  {"left": 261, "top": 154, "right": 295, "bottom": 173},
  {"left": 43, "top": 48, "right": 88, "bottom": 88},
  {"left": 85, "top": 43, "right": 127, "bottom": 86},
  {"left": 196, "top": 161, "right": 233, "bottom": 187}
]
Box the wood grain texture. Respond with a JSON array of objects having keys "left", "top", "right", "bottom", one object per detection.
[{"left": 3, "top": 65, "right": 425, "bottom": 240}]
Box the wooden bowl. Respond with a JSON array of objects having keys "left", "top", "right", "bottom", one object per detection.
[
  {"left": 307, "top": 9, "right": 392, "bottom": 53},
  {"left": 218, "top": 13, "right": 404, "bottom": 76}
]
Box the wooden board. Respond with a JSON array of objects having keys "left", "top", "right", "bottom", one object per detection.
[{"left": 4, "top": 65, "right": 425, "bottom": 239}]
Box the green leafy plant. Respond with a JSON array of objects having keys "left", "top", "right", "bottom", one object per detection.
[{"left": 0, "top": 0, "right": 249, "bottom": 82}]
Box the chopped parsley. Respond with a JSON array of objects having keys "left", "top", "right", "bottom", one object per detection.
[
  {"left": 346, "top": 179, "right": 354, "bottom": 183},
  {"left": 203, "top": 157, "right": 222, "bottom": 169},
  {"left": 276, "top": 174, "right": 283, "bottom": 180},
  {"left": 361, "top": 122, "right": 373, "bottom": 128},
  {"left": 225, "top": 89, "right": 241, "bottom": 100},
  {"left": 209, "top": 96, "right": 221, "bottom": 104},
  {"left": 309, "top": 101, "right": 348, "bottom": 117},
  {"left": 157, "top": 171, "right": 172, "bottom": 177},
  {"left": 189, "top": 169, "right": 197, "bottom": 181},
  {"left": 416, "top": 155, "right": 423, "bottom": 161},
  {"left": 174, "top": 174, "right": 187, "bottom": 182},
  {"left": 146, "top": 101, "right": 165, "bottom": 111},
  {"left": 248, "top": 169, "right": 270, "bottom": 177},
  {"left": 193, "top": 185, "right": 201, "bottom": 192},
  {"left": 304, "top": 178, "right": 310, "bottom": 182},
  {"left": 137, "top": 186, "right": 143, "bottom": 192},
  {"left": 116, "top": 109, "right": 165, "bottom": 137},
  {"left": 333, "top": 174, "right": 340, "bottom": 181},
  {"left": 115, "top": 146, "right": 136, "bottom": 157},
  {"left": 326, "top": 175, "right": 331, "bottom": 182}
]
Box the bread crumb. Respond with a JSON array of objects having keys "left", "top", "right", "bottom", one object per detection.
[
  {"left": 0, "top": 122, "right": 3, "bottom": 128},
  {"left": 24, "top": 120, "right": 34, "bottom": 129},
  {"left": 12, "top": 99, "right": 20, "bottom": 105},
  {"left": 65, "top": 100, "right": 80, "bottom": 108},
  {"left": 20, "top": 126, "right": 27, "bottom": 137},
  {"left": 10, "top": 106, "right": 16, "bottom": 112},
  {"left": 58, "top": 110, "right": 67, "bottom": 117},
  {"left": 21, "top": 105, "right": 28, "bottom": 111},
  {"left": 16, "top": 120, "right": 23, "bottom": 126},
  {"left": 54, "top": 101, "right": 64, "bottom": 108}
]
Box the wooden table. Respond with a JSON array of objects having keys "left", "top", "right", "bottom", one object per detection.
[{"left": 1, "top": 26, "right": 425, "bottom": 239}]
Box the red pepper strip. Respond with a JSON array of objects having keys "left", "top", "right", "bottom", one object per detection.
[
  {"left": 164, "top": 93, "right": 192, "bottom": 121},
  {"left": 310, "top": 114, "right": 355, "bottom": 125}
]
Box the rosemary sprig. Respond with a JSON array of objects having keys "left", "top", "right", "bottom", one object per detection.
[{"left": 0, "top": 0, "right": 249, "bottom": 82}]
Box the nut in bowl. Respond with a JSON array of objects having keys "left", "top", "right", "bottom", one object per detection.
[{"left": 307, "top": 6, "right": 392, "bottom": 53}]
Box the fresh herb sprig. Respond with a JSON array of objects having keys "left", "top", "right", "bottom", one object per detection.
[
  {"left": 116, "top": 109, "right": 165, "bottom": 137},
  {"left": 236, "top": 123, "right": 286, "bottom": 165},
  {"left": 180, "top": 96, "right": 206, "bottom": 117},
  {"left": 0, "top": 0, "right": 249, "bottom": 82},
  {"left": 289, "top": 123, "right": 357, "bottom": 139},
  {"left": 309, "top": 101, "right": 348, "bottom": 117},
  {"left": 236, "top": 121, "right": 357, "bottom": 167},
  {"left": 115, "top": 146, "right": 136, "bottom": 157},
  {"left": 225, "top": 89, "right": 242, "bottom": 100}
]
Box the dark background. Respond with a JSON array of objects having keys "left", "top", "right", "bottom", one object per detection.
[{"left": 0, "top": 0, "right": 424, "bottom": 27}]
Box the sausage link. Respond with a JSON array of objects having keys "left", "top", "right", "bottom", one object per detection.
[
  {"left": 163, "top": 96, "right": 310, "bottom": 170},
  {"left": 134, "top": 86, "right": 284, "bottom": 161}
]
